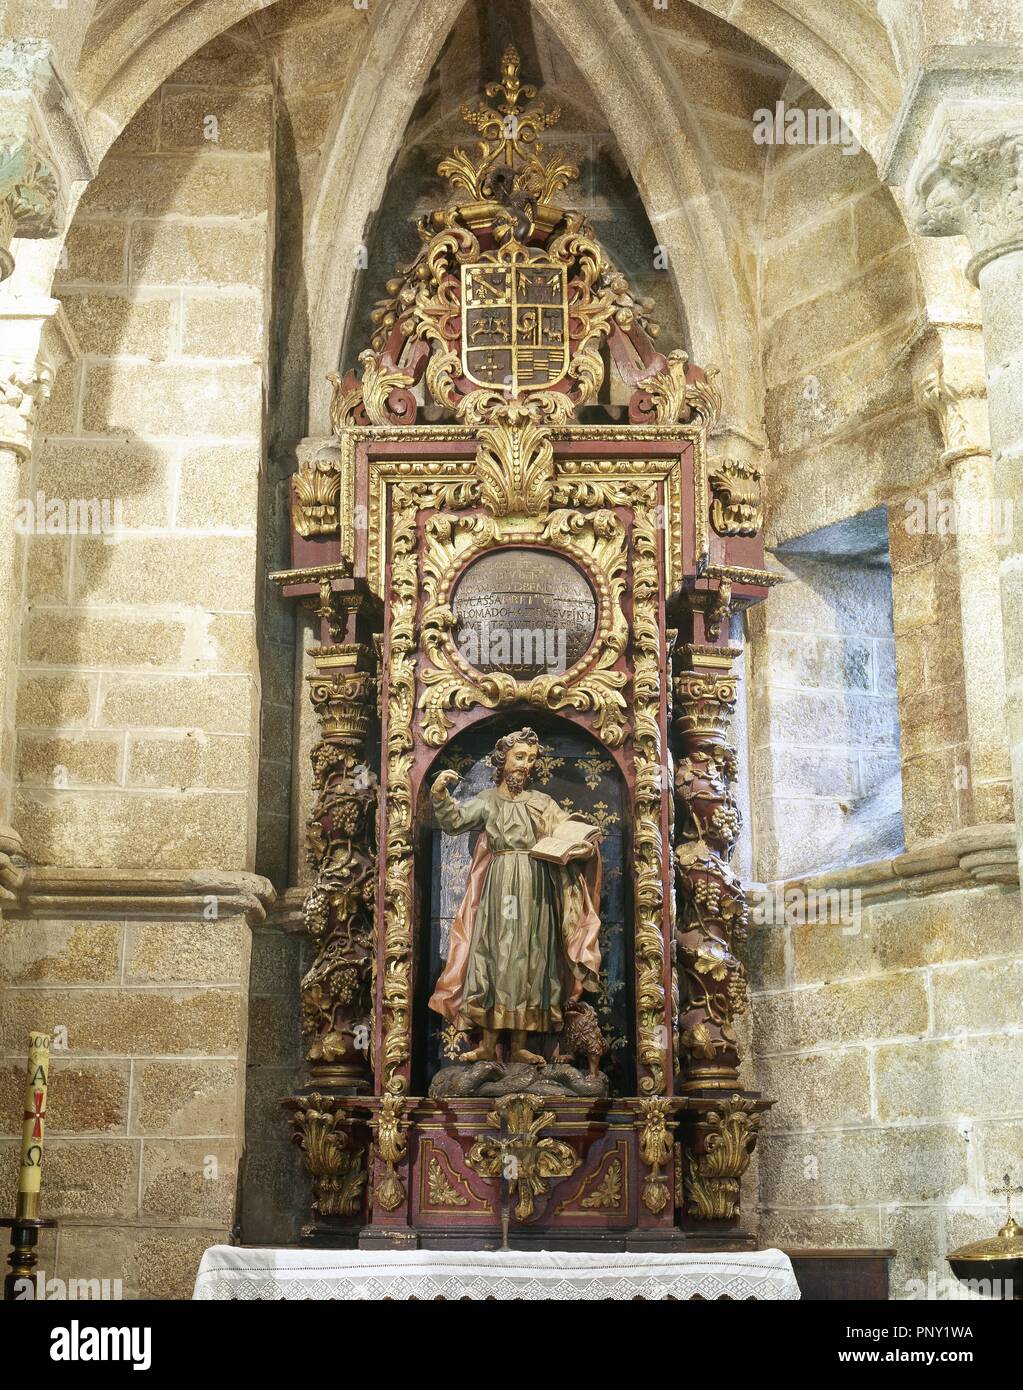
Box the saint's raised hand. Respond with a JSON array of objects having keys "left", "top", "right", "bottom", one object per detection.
[{"left": 432, "top": 768, "right": 460, "bottom": 799}]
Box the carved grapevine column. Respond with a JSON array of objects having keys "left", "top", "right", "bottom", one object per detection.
[
  {"left": 280, "top": 630, "right": 379, "bottom": 1235},
  {"left": 672, "top": 644, "right": 748, "bottom": 1093},
  {"left": 671, "top": 643, "right": 766, "bottom": 1228},
  {"left": 301, "top": 642, "right": 378, "bottom": 1091}
]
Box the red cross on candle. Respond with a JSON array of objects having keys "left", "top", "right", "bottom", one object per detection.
[{"left": 24, "top": 1090, "right": 45, "bottom": 1139}]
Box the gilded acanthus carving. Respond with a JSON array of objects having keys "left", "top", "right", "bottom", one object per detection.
[
  {"left": 428, "top": 1156, "right": 469, "bottom": 1208},
  {"left": 474, "top": 404, "right": 555, "bottom": 519},
  {"left": 380, "top": 480, "right": 454, "bottom": 1094},
  {"left": 293, "top": 453, "right": 343, "bottom": 538},
  {"left": 672, "top": 651, "right": 748, "bottom": 1092},
  {"left": 636, "top": 1097, "right": 676, "bottom": 1214},
  {"left": 438, "top": 45, "right": 578, "bottom": 207},
  {"left": 708, "top": 459, "right": 763, "bottom": 536},
  {"left": 634, "top": 349, "right": 690, "bottom": 424},
  {"left": 467, "top": 1093, "right": 581, "bottom": 1222},
  {"left": 630, "top": 487, "right": 669, "bottom": 1094},
  {"left": 578, "top": 1159, "right": 624, "bottom": 1210},
  {"left": 282, "top": 1094, "right": 367, "bottom": 1218},
  {"left": 704, "top": 578, "right": 733, "bottom": 644},
  {"left": 631, "top": 350, "right": 722, "bottom": 430},
  {"left": 682, "top": 1096, "right": 761, "bottom": 1221},
  {"left": 373, "top": 1094, "right": 410, "bottom": 1212}
]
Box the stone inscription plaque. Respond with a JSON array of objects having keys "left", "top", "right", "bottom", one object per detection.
[{"left": 451, "top": 550, "right": 597, "bottom": 678}]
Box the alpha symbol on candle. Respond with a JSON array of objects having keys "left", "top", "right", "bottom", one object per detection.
[{"left": 25, "top": 1090, "right": 45, "bottom": 1139}]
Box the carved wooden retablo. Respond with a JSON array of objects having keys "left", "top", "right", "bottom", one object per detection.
[{"left": 272, "top": 46, "right": 777, "bottom": 1250}]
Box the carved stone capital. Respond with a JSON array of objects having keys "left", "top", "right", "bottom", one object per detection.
[
  {"left": 0, "top": 359, "right": 51, "bottom": 459},
  {"left": 904, "top": 322, "right": 991, "bottom": 467},
  {"left": 0, "top": 296, "right": 77, "bottom": 458},
  {"left": 908, "top": 101, "right": 1023, "bottom": 284},
  {"left": 0, "top": 40, "right": 95, "bottom": 279},
  {"left": 0, "top": 134, "right": 61, "bottom": 254},
  {"left": 915, "top": 369, "right": 994, "bottom": 468}
]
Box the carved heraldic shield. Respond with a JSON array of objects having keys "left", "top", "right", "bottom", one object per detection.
[{"left": 461, "top": 252, "right": 570, "bottom": 393}]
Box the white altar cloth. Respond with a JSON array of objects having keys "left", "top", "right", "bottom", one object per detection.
[{"left": 193, "top": 1245, "right": 799, "bottom": 1301}]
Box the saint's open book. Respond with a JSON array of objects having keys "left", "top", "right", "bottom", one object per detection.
[{"left": 529, "top": 818, "right": 601, "bottom": 865}]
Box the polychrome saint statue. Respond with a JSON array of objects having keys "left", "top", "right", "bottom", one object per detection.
[{"left": 428, "top": 728, "right": 602, "bottom": 1065}]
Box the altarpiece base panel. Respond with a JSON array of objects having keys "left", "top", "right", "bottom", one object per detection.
[{"left": 270, "top": 47, "right": 778, "bottom": 1252}]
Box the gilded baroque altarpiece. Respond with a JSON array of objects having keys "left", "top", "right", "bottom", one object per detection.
[{"left": 273, "top": 49, "right": 777, "bottom": 1248}]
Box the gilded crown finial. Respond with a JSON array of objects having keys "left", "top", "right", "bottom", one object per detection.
[{"left": 438, "top": 45, "right": 578, "bottom": 206}]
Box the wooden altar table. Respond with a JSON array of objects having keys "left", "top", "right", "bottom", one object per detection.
[{"left": 192, "top": 1246, "right": 800, "bottom": 1301}]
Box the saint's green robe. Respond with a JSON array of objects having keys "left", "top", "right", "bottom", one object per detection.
[{"left": 429, "top": 787, "right": 602, "bottom": 1033}]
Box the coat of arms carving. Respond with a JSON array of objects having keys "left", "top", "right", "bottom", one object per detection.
[{"left": 461, "top": 249, "right": 569, "bottom": 392}]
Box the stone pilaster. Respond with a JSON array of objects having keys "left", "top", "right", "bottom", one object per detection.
[
  {"left": 0, "top": 297, "right": 77, "bottom": 848},
  {"left": 906, "top": 323, "right": 1014, "bottom": 827},
  {"left": 906, "top": 100, "right": 1023, "bottom": 880}
]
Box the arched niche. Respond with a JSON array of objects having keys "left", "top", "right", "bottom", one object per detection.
[{"left": 411, "top": 711, "right": 635, "bottom": 1096}]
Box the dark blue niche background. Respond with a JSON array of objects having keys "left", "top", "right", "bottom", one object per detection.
[{"left": 418, "top": 718, "right": 634, "bottom": 1094}]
